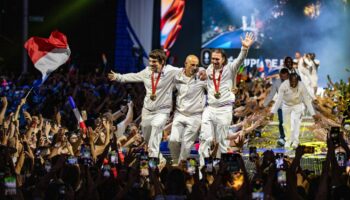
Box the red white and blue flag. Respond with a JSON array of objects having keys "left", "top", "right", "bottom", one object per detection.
[{"left": 24, "top": 30, "right": 71, "bottom": 81}]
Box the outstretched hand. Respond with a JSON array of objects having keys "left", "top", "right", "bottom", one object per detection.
[
  {"left": 108, "top": 70, "right": 117, "bottom": 81},
  {"left": 240, "top": 32, "right": 255, "bottom": 48}
]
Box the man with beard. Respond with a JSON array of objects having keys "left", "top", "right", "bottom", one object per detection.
[
  {"left": 108, "top": 50, "right": 206, "bottom": 162},
  {"left": 198, "top": 32, "right": 254, "bottom": 166},
  {"left": 108, "top": 49, "right": 181, "bottom": 160}
]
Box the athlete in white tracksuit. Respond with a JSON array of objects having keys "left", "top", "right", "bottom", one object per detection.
[
  {"left": 108, "top": 49, "right": 181, "bottom": 158},
  {"left": 198, "top": 33, "right": 254, "bottom": 166},
  {"left": 168, "top": 55, "right": 207, "bottom": 164},
  {"left": 305, "top": 53, "right": 320, "bottom": 94},
  {"left": 270, "top": 73, "right": 319, "bottom": 149},
  {"left": 298, "top": 56, "right": 316, "bottom": 99}
]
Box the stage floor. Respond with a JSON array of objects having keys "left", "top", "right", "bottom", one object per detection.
[
  {"left": 246, "top": 116, "right": 326, "bottom": 156},
  {"left": 160, "top": 116, "right": 327, "bottom": 175}
]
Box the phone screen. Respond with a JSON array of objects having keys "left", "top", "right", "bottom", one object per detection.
[
  {"left": 67, "top": 156, "right": 78, "bottom": 165},
  {"left": 45, "top": 160, "right": 52, "bottom": 172},
  {"left": 109, "top": 151, "right": 118, "bottom": 165},
  {"left": 81, "top": 144, "right": 92, "bottom": 166},
  {"left": 140, "top": 154, "right": 149, "bottom": 176},
  {"left": 204, "top": 157, "right": 213, "bottom": 173},
  {"left": 330, "top": 127, "right": 340, "bottom": 147},
  {"left": 336, "top": 152, "right": 346, "bottom": 167},
  {"left": 4, "top": 176, "right": 16, "bottom": 195},
  {"left": 277, "top": 170, "right": 287, "bottom": 187},
  {"left": 275, "top": 153, "right": 284, "bottom": 169},
  {"left": 102, "top": 164, "right": 111, "bottom": 177},
  {"left": 81, "top": 144, "right": 91, "bottom": 159},
  {"left": 222, "top": 153, "right": 240, "bottom": 173},
  {"left": 252, "top": 179, "right": 264, "bottom": 200},
  {"left": 148, "top": 158, "right": 157, "bottom": 170},
  {"left": 186, "top": 158, "right": 197, "bottom": 175}
]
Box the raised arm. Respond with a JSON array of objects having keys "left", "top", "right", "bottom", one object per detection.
[
  {"left": 0, "top": 96, "right": 8, "bottom": 125},
  {"left": 108, "top": 69, "right": 146, "bottom": 83},
  {"left": 270, "top": 83, "right": 285, "bottom": 114},
  {"left": 229, "top": 32, "right": 254, "bottom": 73},
  {"left": 263, "top": 82, "right": 278, "bottom": 107}
]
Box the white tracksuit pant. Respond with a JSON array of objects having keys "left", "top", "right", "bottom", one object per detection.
[
  {"left": 198, "top": 105, "right": 232, "bottom": 166},
  {"left": 168, "top": 112, "right": 201, "bottom": 164},
  {"left": 141, "top": 108, "right": 169, "bottom": 158},
  {"left": 282, "top": 103, "right": 304, "bottom": 147}
]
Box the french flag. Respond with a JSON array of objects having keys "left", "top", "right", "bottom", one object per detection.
[
  {"left": 68, "top": 96, "right": 87, "bottom": 134},
  {"left": 24, "top": 30, "right": 71, "bottom": 81}
]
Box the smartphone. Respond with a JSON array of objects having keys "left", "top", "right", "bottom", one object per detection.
[
  {"left": 4, "top": 176, "right": 16, "bottom": 196},
  {"left": 81, "top": 144, "right": 91, "bottom": 159},
  {"left": 148, "top": 158, "right": 158, "bottom": 170},
  {"left": 221, "top": 153, "right": 240, "bottom": 173},
  {"left": 252, "top": 179, "right": 264, "bottom": 200},
  {"left": 330, "top": 127, "right": 340, "bottom": 147},
  {"left": 140, "top": 153, "right": 149, "bottom": 176},
  {"left": 275, "top": 153, "right": 284, "bottom": 169},
  {"left": 343, "top": 118, "right": 350, "bottom": 131},
  {"left": 35, "top": 149, "right": 42, "bottom": 157},
  {"left": 127, "top": 94, "right": 132, "bottom": 103},
  {"left": 102, "top": 164, "right": 111, "bottom": 177},
  {"left": 336, "top": 152, "right": 346, "bottom": 167},
  {"left": 204, "top": 157, "right": 213, "bottom": 173},
  {"left": 109, "top": 151, "right": 118, "bottom": 165},
  {"left": 249, "top": 146, "right": 258, "bottom": 162},
  {"left": 45, "top": 160, "right": 52, "bottom": 172},
  {"left": 186, "top": 158, "right": 197, "bottom": 175},
  {"left": 67, "top": 156, "right": 78, "bottom": 165},
  {"left": 80, "top": 144, "right": 92, "bottom": 166},
  {"left": 302, "top": 146, "right": 315, "bottom": 154},
  {"left": 277, "top": 170, "right": 287, "bottom": 187}
]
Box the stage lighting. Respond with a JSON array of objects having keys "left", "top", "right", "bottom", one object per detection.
[{"left": 304, "top": 2, "right": 321, "bottom": 19}]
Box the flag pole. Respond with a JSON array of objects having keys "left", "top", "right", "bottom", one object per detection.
[
  {"left": 23, "top": 73, "right": 50, "bottom": 99},
  {"left": 24, "top": 87, "right": 34, "bottom": 99}
]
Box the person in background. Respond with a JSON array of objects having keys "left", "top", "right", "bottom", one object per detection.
[{"left": 263, "top": 68, "right": 290, "bottom": 146}]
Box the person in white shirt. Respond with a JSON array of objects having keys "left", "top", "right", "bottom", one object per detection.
[
  {"left": 293, "top": 51, "right": 302, "bottom": 68},
  {"left": 262, "top": 68, "right": 290, "bottom": 146},
  {"left": 168, "top": 55, "right": 207, "bottom": 164},
  {"left": 198, "top": 32, "right": 254, "bottom": 166},
  {"left": 108, "top": 49, "right": 182, "bottom": 159},
  {"left": 308, "top": 53, "right": 320, "bottom": 94},
  {"left": 269, "top": 73, "right": 320, "bottom": 149},
  {"left": 298, "top": 54, "right": 315, "bottom": 99}
]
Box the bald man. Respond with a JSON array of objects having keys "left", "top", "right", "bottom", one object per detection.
[{"left": 168, "top": 55, "right": 207, "bottom": 164}]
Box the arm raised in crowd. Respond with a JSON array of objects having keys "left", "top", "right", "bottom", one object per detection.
[{"left": 0, "top": 96, "right": 8, "bottom": 125}]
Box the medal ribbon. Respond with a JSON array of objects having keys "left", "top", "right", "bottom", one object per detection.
[
  {"left": 151, "top": 71, "right": 162, "bottom": 95},
  {"left": 212, "top": 68, "right": 223, "bottom": 95}
]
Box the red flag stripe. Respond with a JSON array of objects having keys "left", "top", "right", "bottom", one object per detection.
[{"left": 24, "top": 30, "right": 68, "bottom": 64}]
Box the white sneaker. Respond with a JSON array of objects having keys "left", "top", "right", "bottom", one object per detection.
[
  {"left": 291, "top": 143, "right": 299, "bottom": 149},
  {"left": 277, "top": 139, "right": 285, "bottom": 146},
  {"left": 284, "top": 141, "right": 291, "bottom": 148}
]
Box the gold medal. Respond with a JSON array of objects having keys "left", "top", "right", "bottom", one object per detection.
[
  {"left": 150, "top": 94, "right": 157, "bottom": 101},
  {"left": 214, "top": 92, "right": 221, "bottom": 99}
]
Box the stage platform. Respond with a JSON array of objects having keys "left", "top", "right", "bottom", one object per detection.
[{"left": 160, "top": 117, "right": 327, "bottom": 175}]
